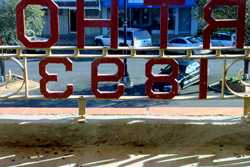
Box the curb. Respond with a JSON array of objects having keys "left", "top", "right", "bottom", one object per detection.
[{"left": 0, "top": 113, "right": 249, "bottom": 147}]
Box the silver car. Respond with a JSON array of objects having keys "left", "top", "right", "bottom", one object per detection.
[
  {"left": 168, "top": 36, "right": 212, "bottom": 54},
  {"left": 211, "top": 32, "right": 236, "bottom": 47},
  {"left": 95, "top": 28, "right": 152, "bottom": 48}
]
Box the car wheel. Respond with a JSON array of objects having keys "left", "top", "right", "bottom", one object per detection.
[
  {"left": 95, "top": 40, "right": 104, "bottom": 46},
  {"left": 157, "top": 84, "right": 181, "bottom": 95},
  {"left": 177, "top": 83, "right": 181, "bottom": 95},
  {"left": 158, "top": 85, "right": 165, "bottom": 92}
]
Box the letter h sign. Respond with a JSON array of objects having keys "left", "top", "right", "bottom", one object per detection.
[{"left": 77, "top": 0, "right": 119, "bottom": 48}]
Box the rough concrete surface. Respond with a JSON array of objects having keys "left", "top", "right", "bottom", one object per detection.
[
  {"left": 0, "top": 114, "right": 248, "bottom": 147},
  {"left": 0, "top": 109, "right": 249, "bottom": 166}
]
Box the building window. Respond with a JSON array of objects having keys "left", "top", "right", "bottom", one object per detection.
[
  {"left": 142, "top": 8, "right": 150, "bottom": 26},
  {"left": 85, "top": 0, "right": 101, "bottom": 10},
  {"left": 69, "top": 10, "right": 76, "bottom": 32},
  {"left": 150, "top": 8, "right": 175, "bottom": 32},
  {"left": 69, "top": 9, "right": 100, "bottom": 33},
  {"left": 169, "top": 9, "right": 175, "bottom": 31},
  {"left": 178, "top": 8, "right": 191, "bottom": 33},
  {"left": 131, "top": 8, "right": 151, "bottom": 27}
]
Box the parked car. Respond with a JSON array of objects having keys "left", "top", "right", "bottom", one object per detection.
[
  {"left": 211, "top": 32, "right": 236, "bottom": 47},
  {"left": 153, "top": 60, "right": 201, "bottom": 93},
  {"left": 23, "top": 30, "right": 48, "bottom": 54},
  {"left": 168, "top": 36, "right": 212, "bottom": 54},
  {"left": 26, "top": 29, "right": 48, "bottom": 42},
  {"left": 95, "top": 28, "right": 152, "bottom": 47}
]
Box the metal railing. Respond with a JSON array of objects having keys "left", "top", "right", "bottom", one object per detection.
[{"left": 1, "top": 45, "right": 250, "bottom": 122}]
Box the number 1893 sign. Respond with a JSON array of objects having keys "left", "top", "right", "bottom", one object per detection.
[{"left": 15, "top": 0, "right": 247, "bottom": 100}]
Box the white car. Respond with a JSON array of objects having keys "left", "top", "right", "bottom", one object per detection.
[
  {"left": 168, "top": 36, "right": 212, "bottom": 54},
  {"left": 211, "top": 32, "right": 236, "bottom": 47},
  {"left": 24, "top": 30, "right": 48, "bottom": 53},
  {"left": 95, "top": 28, "right": 152, "bottom": 48},
  {"left": 26, "top": 29, "right": 48, "bottom": 42}
]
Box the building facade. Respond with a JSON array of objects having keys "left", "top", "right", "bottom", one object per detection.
[{"left": 42, "top": 0, "right": 198, "bottom": 46}]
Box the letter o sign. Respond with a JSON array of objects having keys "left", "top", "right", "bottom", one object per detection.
[{"left": 16, "top": 0, "right": 59, "bottom": 48}]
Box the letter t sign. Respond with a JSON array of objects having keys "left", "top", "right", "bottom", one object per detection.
[{"left": 144, "top": 0, "right": 184, "bottom": 48}]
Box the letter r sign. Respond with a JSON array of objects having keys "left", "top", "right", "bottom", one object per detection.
[{"left": 203, "top": 0, "right": 246, "bottom": 49}]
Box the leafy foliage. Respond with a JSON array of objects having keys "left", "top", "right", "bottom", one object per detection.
[{"left": 0, "top": 0, "right": 44, "bottom": 45}]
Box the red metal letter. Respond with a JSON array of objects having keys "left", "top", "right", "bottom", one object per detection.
[
  {"left": 203, "top": 0, "right": 246, "bottom": 49},
  {"left": 16, "top": 0, "right": 59, "bottom": 48},
  {"left": 145, "top": 59, "right": 179, "bottom": 99},
  {"left": 77, "top": 0, "right": 118, "bottom": 48},
  {"left": 199, "top": 59, "right": 208, "bottom": 99},
  {"left": 39, "top": 58, "right": 73, "bottom": 99},
  {"left": 144, "top": 0, "right": 184, "bottom": 48},
  {"left": 91, "top": 58, "right": 124, "bottom": 99}
]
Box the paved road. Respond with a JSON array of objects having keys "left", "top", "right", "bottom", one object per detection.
[{"left": 0, "top": 58, "right": 244, "bottom": 107}]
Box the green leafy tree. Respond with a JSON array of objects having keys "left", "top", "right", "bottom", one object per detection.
[
  {"left": 195, "top": 0, "right": 250, "bottom": 44},
  {"left": 0, "top": 0, "right": 45, "bottom": 45}
]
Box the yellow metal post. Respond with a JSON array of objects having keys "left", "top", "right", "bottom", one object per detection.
[
  {"left": 160, "top": 49, "right": 165, "bottom": 57},
  {"left": 45, "top": 48, "right": 52, "bottom": 56},
  {"left": 131, "top": 48, "right": 136, "bottom": 57},
  {"left": 74, "top": 48, "right": 80, "bottom": 57},
  {"left": 78, "top": 96, "right": 86, "bottom": 123},
  {"left": 244, "top": 96, "right": 250, "bottom": 120},
  {"left": 221, "top": 58, "right": 226, "bottom": 98},
  {"left": 23, "top": 58, "right": 29, "bottom": 98},
  {"left": 16, "top": 48, "right": 21, "bottom": 56},
  {"left": 216, "top": 49, "right": 221, "bottom": 57},
  {"left": 102, "top": 47, "right": 108, "bottom": 57},
  {"left": 187, "top": 49, "right": 192, "bottom": 57}
]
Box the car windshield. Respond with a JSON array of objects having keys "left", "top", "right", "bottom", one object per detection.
[
  {"left": 187, "top": 37, "right": 201, "bottom": 44},
  {"left": 212, "top": 33, "right": 232, "bottom": 40},
  {"left": 185, "top": 62, "right": 200, "bottom": 74},
  {"left": 134, "top": 30, "right": 151, "bottom": 40},
  {"left": 161, "top": 65, "right": 172, "bottom": 74},
  {"left": 162, "top": 64, "right": 185, "bottom": 74},
  {"left": 169, "top": 38, "right": 187, "bottom": 44}
]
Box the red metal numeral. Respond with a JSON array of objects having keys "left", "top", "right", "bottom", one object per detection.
[
  {"left": 145, "top": 59, "right": 179, "bottom": 99},
  {"left": 77, "top": 0, "right": 118, "bottom": 48},
  {"left": 39, "top": 58, "right": 73, "bottom": 99},
  {"left": 203, "top": 0, "right": 246, "bottom": 49},
  {"left": 144, "top": 0, "right": 184, "bottom": 48},
  {"left": 199, "top": 59, "right": 208, "bottom": 99},
  {"left": 91, "top": 58, "right": 125, "bottom": 99},
  {"left": 16, "top": 0, "right": 59, "bottom": 48}
]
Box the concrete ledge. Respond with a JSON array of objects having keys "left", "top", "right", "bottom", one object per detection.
[{"left": 0, "top": 112, "right": 249, "bottom": 147}]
